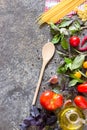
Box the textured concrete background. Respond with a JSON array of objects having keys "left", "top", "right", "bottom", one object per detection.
[{"left": 0, "top": 0, "right": 61, "bottom": 130}]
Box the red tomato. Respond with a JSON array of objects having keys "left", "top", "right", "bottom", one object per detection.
[
  {"left": 69, "top": 36, "right": 80, "bottom": 47},
  {"left": 40, "top": 90, "right": 63, "bottom": 111},
  {"left": 74, "top": 96, "right": 87, "bottom": 109},
  {"left": 77, "top": 82, "right": 87, "bottom": 93}
]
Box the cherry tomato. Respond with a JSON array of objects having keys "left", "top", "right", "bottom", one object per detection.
[
  {"left": 74, "top": 71, "right": 81, "bottom": 79},
  {"left": 74, "top": 96, "right": 87, "bottom": 109},
  {"left": 40, "top": 90, "right": 63, "bottom": 111},
  {"left": 77, "top": 82, "right": 87, "bottom": 93},
  {"left": 83, "top": 61, "right": 87, "bottom": 69},
  {"left": 69, "top": 36, "right": 80, "bottom": 47}
]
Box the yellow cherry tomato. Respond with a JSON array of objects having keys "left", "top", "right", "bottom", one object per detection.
[
  {"left": 74, "top": 71, "right": 81, "bottom": 79},
  {"left": 83, "top": 61, "right": 87, "bottom": 69}
]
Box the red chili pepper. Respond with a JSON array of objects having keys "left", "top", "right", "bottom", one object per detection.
[
  {"left": 78, "top": 36, "right": 87, "bottom": 51},
  {"left": 77, "top": 82, "right": 87, "bottom": 93},
  {"left": 79, "top": 47, "right": 87, "bottom": 51},
  {"left": 74, "top": 96, "right": 87, "bottom": 109},
  {"left": 81, "top": 36, "right": 87, "bottom": 47}
]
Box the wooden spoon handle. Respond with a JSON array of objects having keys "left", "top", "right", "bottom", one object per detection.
[{"left": 32, "top": 61, "right": 47, "bottom": 105}]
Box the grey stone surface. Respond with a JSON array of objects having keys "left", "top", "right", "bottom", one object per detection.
[
  {"left": 0, "top": 0, "right": 87, "bottom": 130},
  {"left": 0, "top": 0, "right": 60, "bottom": 130}
]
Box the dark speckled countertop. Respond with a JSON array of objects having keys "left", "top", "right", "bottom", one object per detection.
[
  {"left": 0, "top": 0, "right": 87, "bottom": 130},
  {"left": 0, "top": 0, "right": 61, "bottom": 130}
]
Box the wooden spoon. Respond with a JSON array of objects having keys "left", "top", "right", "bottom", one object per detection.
[{"left": 32, "top": 42, "right": 55, "bottom": 105}]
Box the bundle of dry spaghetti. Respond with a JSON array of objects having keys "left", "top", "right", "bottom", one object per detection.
[{"left": 38, "top": 0, "right": 85, "bottom": 25}]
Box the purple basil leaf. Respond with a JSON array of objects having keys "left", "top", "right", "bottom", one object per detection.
[
  {"left": 24, "top": 116, "right": 34, "bottom": 126},
  {"left": 30, "top": 105, "right": 41, "bottom": 118},
  {"left": 24, "top": 116, "right": 41, "bottom": 126},
  {"left": 46, "top": 115, "right": 57, "bottom": 125},
  {"left": 20, "top": 123, "right": 28, "bottom": 130},
  {"left": 40, "top": 110, "right": 47, "bottom": 120},
  {"left": 20, "top": 106, "right": 57, "bottom": 130},
  {"left": 35, "top": 119, "right": 43, "bottom": 126}
]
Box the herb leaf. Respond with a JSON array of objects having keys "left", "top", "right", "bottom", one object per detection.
[
  {"left": 69, "top": 25, "right": 78, "bottom": 35},
  {"left": 61, "top": 37, "right": 69, "bottom": 50},
  {"left": 52, "top": 34, "right": 61, "bottom": 44},
  {"left": 20, "top": 106, "right": 57, "bottom": 130},
  {"left": 68, "top": 79, "right": 79, "bottom": 87},
  {"left": 59, "top": 20, "right": 73, "bottom": 28},
  {"left": 64, "top": 57, "right": 72, "bottom": 70},
  {"left": 71, "top": 55, "right": 85, "bottom": 70},
  {"left": 64, "top": 57, "right": 72, "bottom": 64},
  {"left": 50, "top": 23, "right": 59, "bottom": 31},
  {"left": 57, "top": 64, "right": 67, "bottom": 74},
  {"left": 68, "top": 78, "right": 83, "bottom": 87},
  {"left": 73, "top": 20, "right": 81, "bottom": 30},
  {"left": 69, "top": 20, "right": 81, "bottom": 35},
  {"left": 60, "top": 28, "right": 69, "bottom": 35},
  {"left": 52, "top": 86, "right": 61, "bottom": 94}
]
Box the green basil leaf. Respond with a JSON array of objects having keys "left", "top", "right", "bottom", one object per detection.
[
  {"left": 59, "top": 20, "right": 73, "bottom": 28},
  {"left": 60, "top": 28, "right": 69, "bottom": 35},
  {"left": 71, "top": 55, "right": 85, "bottom": 70},
  {"left": 50, "top": 28, "right": 59, "bottom": 36},
  {"left": 66, "top": 63, "right": 72, "bottom": 70},
  {"left": 64, "top": 58, "right": 72, "bottom": 70},
  {"left": 52, "top": 87, "right": 61, "bottom": 94},
  {"left": 51, "top": 34, "right": 61, "bottom": 44},
  {"left": 64, "top": 57, "right": 72, "bottom": 64},
  {"left": 57, "top": 65, "right": 67, "bottom": 74},
  {"left": 63, "top": 16, "right": 71, "bottom": 21},
  {"left": 61, "top": 37, "right": 69, "bottom": 50},
  {"left": 50, "top": 23, "right": 59, "bottom": 31},
  {"left": 69, "top": 78, "right": 83, "bottom": 87},
  {"left": 69, "top": 20, "right": 81, "bottom": 35},
  {"left": 68, "top": 79, "right": 79, "bottom": 87},
  {"left": 69, "top": 25, "right": 78, "bottom": 35},
  {"left": 73, "top": 20, "right": 81, "bottom": 30}
]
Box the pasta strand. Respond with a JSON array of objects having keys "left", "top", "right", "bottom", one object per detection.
[
  {"left": 39, "top": 0, "right": 73, "bottom": 23},
  {"left": 38, "top": 0, "right": 85, "bottom": 25},
  {"left": 48, "top": 0, "right": 85, "bottom": 23}
]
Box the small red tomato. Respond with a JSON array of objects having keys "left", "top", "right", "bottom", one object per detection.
[
  {"left": 69, "top": 36, "right": 80, "bottom": 47},
  {"left": 40, "top": 90, "right": 63, "bottom": 111},
  {"left": 77, "top": 82, "right": 87, "bottom": 93},
  {"left": 74, "top": 96, "right": 87, "bottom": 109}
]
